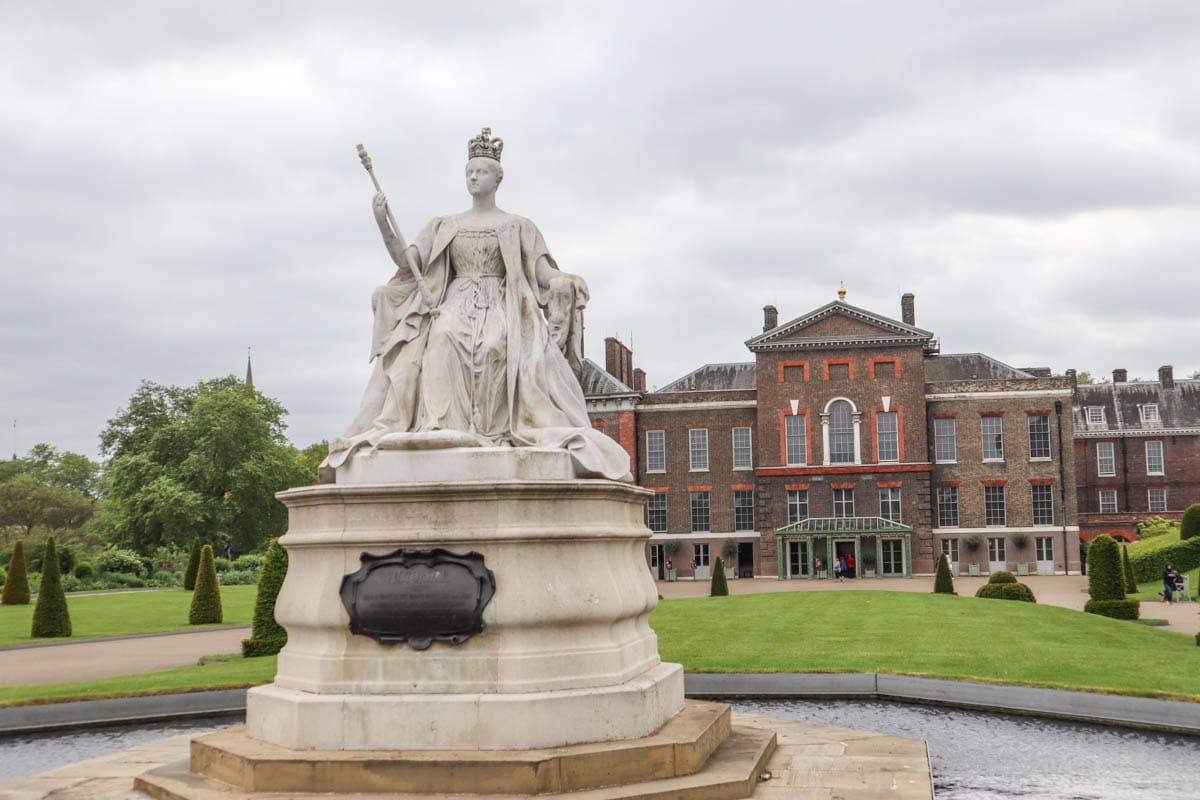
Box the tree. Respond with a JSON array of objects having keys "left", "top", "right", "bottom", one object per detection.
[
  {"left": 933, "top": 553, "right": 955, "bottom": 594},
  {"left": 184, "top": 538, "right": 203, "bottom": 590},
  {"left": 1121, "top": 545, "right": 1138, "bottom": 594},
  {"left": 189, "top": 544, "right": 223, "bottom": 624},
  {"left": 31, "top": 537, "right": 71, "bottom": 637},
  {"left": 242, "top": 538, "right": 289, "bottom": 657},
  {"left": 710, "top": 557, "right": 729, "bottom": 596},
  {"left": 1181, "top": 503, "right": 1200, "bottom": 541},
  {"left": 0, "top": 474, "right": 95, "bottom": 545},
  {"left": 1084, "top": 534, "right": 1139, "bottom": 620},
  {"left": 1, "top": 540, "right": 30, "bottom": 605},
  {"left": 101, "top": 378, "right": 310, "bottom": 555}
]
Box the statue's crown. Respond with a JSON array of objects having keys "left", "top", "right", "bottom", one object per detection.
[{"left": 468, "top": 127, "right": 503, "bottom": 162}]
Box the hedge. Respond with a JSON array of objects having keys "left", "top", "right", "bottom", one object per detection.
[
  {"left": 189, "top": 544, "right": 223, "bottom": 625},
  {"left": 1, "top": 540, "right": 31, "bottom": 605},
  {"left": 31, "top": 537, "right": 72, "bottom": 637},
  {"left": 184, "top": 538, "right": 202, "bottom": 591},
  {"left": 1084, "top": 599, "right": 1140, "bottom": 620},
  {"left": 933, "top": 553, "right": 955, "bottom": 595},
  {"left": 1121, "top": 546, "right": 1138, "bottom": 594},
  {"left": 988, "top": 571, "right": 1017, "bottom": 585},
  {"left": 1182, "top": 503, "right": 1200, "bottom": 541},
  {"left": 710, "top": 557, "right": 729, "bottom": 597},
  {"left": 975, "top": 582, "right": 1037, "bottom": 603},
  {"left": 1128, "top": 535, "right": 1200, "bottom": 583},
  {"left": 1087, "top": 535, "right": 1125, "bottom": 602},
  {"left": 242, "top": 538, "right": 289, "bottom": 658}
]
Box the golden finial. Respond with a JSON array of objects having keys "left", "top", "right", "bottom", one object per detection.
[{"left": 837, "top": 283, "right": 847, "bottom": 301}]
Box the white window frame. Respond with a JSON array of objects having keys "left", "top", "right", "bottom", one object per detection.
[
  {"left": 1146, "top": 440, "right": 1165, "bottom": 476},
  {"left": 646, "top": 430, "right": 666, "bottom": 473},
  {"left": 733, "top": 489, "right": 755, "bottom": 531},
  {"left": 1096, "top": 442, "right": 1115, "bottom": 477},
  {"left": 645, "top": 493, "right": 667, "bottom": 532},
  {"left": 787, "top": 489, "right": 809, "bottom": 525},
  {"left": 784, "top": 414, "right": 807, "bottom": 466},
  {"left": 1085, "top": 406, "right": 1106, "bottom": 425},
  {"left": 1027, "top": 414, "right": 1051, "bottom": 461},
  {"left": 732, "top": 426, "right": 753, "bottom": 470},
  {"left": 984, "top": 485, "right": 1006, "bottom": 526},
  {"left": 821, "top": 398, "right": 862, "bottom": 466},
  {"left": 876, "top": 411, "right": 899, "bottom": 463},
  {"left": 692, "top": 543, "right": 710, "bottom": 567},
  {"left": 1098, "top": 489, "right": 1117, "bottom": 514},
  {"left": 1031, "top": 485, "right": 1054, "bottom": 526},
  {"left": 1148, "top": 488, "right": 1168, "bottom": 513},
  {"left": 934, "top": 417, "right": 957, "bottom": 463},
  {"left": 878, "top": 487, "right": 902, "bottom": 522},
  {"left": 688, "top": 428, "right": 709, "bottom": 472},
  {"left": 1140, "top": 404, "right": 1160, "bottom": 423},
  {"left": 689, "top": 490, "right": 710, "bottom": 532},
  {"left": 833, "top": 487, "right": 855, "bottom": 518},
  {"left": 936, "top": 486, "right": 959, "bottom": 528},
  {"left": 981, "top": 416, "right": 1005, "bottom": 462}
]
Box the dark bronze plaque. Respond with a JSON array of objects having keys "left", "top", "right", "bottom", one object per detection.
[{"left": 339, "top": 548, "right": 495, "bottom": 650}]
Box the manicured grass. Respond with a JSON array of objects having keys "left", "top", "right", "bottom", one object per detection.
[
  {"left": 0, "top": 586, "right": 256, "bottom": 646},
  {"left": 651, "top": 591, "right": 1200, "bottom": 701}
]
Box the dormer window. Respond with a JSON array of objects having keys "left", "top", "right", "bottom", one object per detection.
[
  {"left": 1085, "top": 407, "right": 1106, "bottom": 425},
  {"left": 1140, "top": 404, "right": 1160, "bottom": 423}
]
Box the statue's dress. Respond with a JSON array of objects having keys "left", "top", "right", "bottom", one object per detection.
[{"left": 326, "top": 213, "right": 632, "bottom": 481}]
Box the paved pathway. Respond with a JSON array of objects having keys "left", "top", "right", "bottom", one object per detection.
[
  {"left": 657, "top": 575, "right": 1200, "bottom": 634},
  {"left": 0, "top": 627, "right": 249, "bottom": 687}
]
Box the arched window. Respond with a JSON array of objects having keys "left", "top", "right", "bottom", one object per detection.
[{"left": 828, "top": 400, "right": 855, "bottom": 464}]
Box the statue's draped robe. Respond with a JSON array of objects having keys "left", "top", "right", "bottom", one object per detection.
[{"left": 326, "top": 214, "right": 633, "bottom": 482}]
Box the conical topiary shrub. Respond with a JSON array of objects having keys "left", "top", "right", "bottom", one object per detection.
[
  {"left": 189, "top": 544, "right": 223, "bottom": 625},
  {"left": 1121, "top": 545, "right": 1138, "bottom": 594},
  {"left": 1, "top": 540, "right": 31, "bottom": 605},
  {"left": 710, "top": 557, "right": 729, "bottom": 596},
  {"left": 933, "top": 552, "right": 956, "bottom": 595},
  {"left": 184, "top": 538, "right": 203, "bottom": 591},
  {"left": 1084, "top": 534, "right": 1139, "bottom": 620},
  {"left": 242, "top": 539, "right": 289, "bottom": 657},
  {"left": 1181, "top": 503, "right": 1200, "bottom": 541},
  {"left": 31, "top": 537, "right": 71, "bottom": 637}
]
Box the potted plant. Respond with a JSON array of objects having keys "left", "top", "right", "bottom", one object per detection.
[
  {"left": 861, "top": 551, "right": 878, "bottom": 578},
  {"left": 963, "top": 535, "right": 984, "bottom": 575},
  {"left": 722, "top": 539, "right": 738, "bottom": 579},
  {"left": 663, "top": 539, "right": 681, "bottom": 581}
]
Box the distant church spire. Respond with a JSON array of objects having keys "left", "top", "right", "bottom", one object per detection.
[{"left": 245, "top": 347, "right": 254, "bottom": 388}]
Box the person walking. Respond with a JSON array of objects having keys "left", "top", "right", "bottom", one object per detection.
[{"left": 846, "top": 553, "right": 856, "bottom": 579}]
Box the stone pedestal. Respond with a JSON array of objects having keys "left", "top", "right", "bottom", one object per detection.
[{"left": 245, "top": 449, "right": 685, "bottom": 751}]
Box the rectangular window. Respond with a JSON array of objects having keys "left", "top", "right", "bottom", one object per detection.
[
  {"left": 732, "top": 427, "right": 753, "bottom": 470},
  {"left": 1035, "top": 537, "right": 1054, "bottom": 562},
  {"left": 936, "top": 486, "right": 959, "bottom": 527},
  {"left": 941, "top": 538, "right": 959, "bottom": 564},
  {"left": 784, "top": 414, "right": 807, "bottom": 465},
  {"left": 1146, "top": 440, "right": 1164, "bottom": 475},
  {"left": 876, "top": 412, "right": 899, "bottom": 463},
  {"left": 787, "top": 489, "right": 809, "bottom": 525},
  {"left": 833, "top": 488, "right": 855, "bottom": 518},
  {"left": 873, "top": 360, "right": 897, "bottom": 378},
  {"left": 1098, "top": 489, "right": 1118, "bottom": 514},
  {"left": 934, "top": 418, "right": 957, "bottom": 463},
  {"left": 878, "top": 487, "right": 902, "bottom": 522},
  {"left": 1031, "top": 485, "right": 1054, "bottom": 525},
  {"left": 981, "top": 416, "right": 1004, "bottom": 461},
  {"left": 734, "top": 490, "right": 755, "bottom": 531},
  {"left": 645, "top": 493, "right": 666, "bottom": 532},
  {"left": 1027, "top": 414, "right": 1051, "bottom": 460},
  {"left": 1085, "top": 406, "right": 1106, "bottom": 425},
  {"left": 689, "top": 491, "right": 710, "bottom": 532},
  {"left": 1140, "top": 404, "right": 1160, "bottom": 423},
  {"left": 646, "top": 430, "right": 665, "bottom": 473},
  {"left": 988, "top": 537, "right": 1006, "bottom": 563},
  {"left": 984, "top": 485, "right": 1006, "bottom": 526},
  {"left": 689, "top": 429, "right": 709, "bottom": 471},
  {"left": 1096, "top": 442, "right": 1115, "bottom": 477},
  {"left": 1148, "top": 488, "right": 1168, "bottom": 513},
  {"left": 692, "top": 543, "right": 710, "bottom": 567},
  {"left": 827, "top": 362, "right": 850, "bottom": 380}
]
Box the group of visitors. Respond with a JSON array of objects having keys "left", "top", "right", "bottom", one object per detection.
[{"left": 832, "top": 553, "right": 856, "bottom": 582}]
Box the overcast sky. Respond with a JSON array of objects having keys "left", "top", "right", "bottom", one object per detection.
[{"left": 3, "top": 1, "right": 1199, "bottom": 459}]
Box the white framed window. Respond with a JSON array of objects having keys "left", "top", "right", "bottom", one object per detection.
[
  {"left": 984, "top": 485, "right": 1006, "bottom": 526},
  {"left": 937, "top": 486, "right": 959, "bottom": 527},
  {"left": 1096, "top": 442, "right": 1115, "bottom": 477},
  {"left": 688, "top": 429, "right": 709, "bottom": 472},
  {"left": 833, "top": 487, "right": 855, "bottom": 518},
  {"left": 1035, "top": 537, "right": 1054, "bottom": 562},
  {"left": 689, "top": 491, "right": 710, "bottom": 532},
  {"left": 1085, "top": 406, "right": 1106, "bottom": 425},
  {"left": 1031, "top": 485, "right": 1054, "bottom": 525},
  {"left": 1146, "top": 440, "right": 1164, "bottom": 475},
  {"left": 981, "top": 416, "right": 1004, "bottom": 461},
  {"left": 1027, "top": 414, "right": 1051, "bottom": 460},
  {"left": 878, "top": 487, "right": 902, "bottom": 522},
  {"left": 784, "top": 414, "right": 807, "bottom": 465},
  {"left": 732, "top": 427, "right": 753, "bottom": 470},
  {"left": 734, "top": 490, "right": 755, "bottom": 531},
  {"left": 1148, "top": 488, "right": 1168, "bottom": 513},
  {"left": 941, "top": 538, "right": 959, "bottom": 564},
  {"left": 934, "top": 417, "right": 957, "bottom": 463},
  {"left": 988, "top": 537, "right": 1007, "bottom": 563},
  {"left": 876, "top": 411, "right": 899, "bottom": 463},
  {"left": 1140, "top": 404, "right": 1160, "bottom": 423},
  {"left": 692, "top": 543, "right": 710, "bottom": 567},
  {"left": 646, "top": 493, "right": 667, "bottom": 532},
  {"left": 787, "top": 489, "right": 809, "bottom": 525},
  {"left": 828, "top": 400, "right": 855, "bottom": 464},
  {"left": 1098, "top": 489, "right": 1117, "bottom": 514},
  {"left": 646, "top": 430, "right": 666, "bottom": 473}
]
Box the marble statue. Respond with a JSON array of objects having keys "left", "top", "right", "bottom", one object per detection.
[{"left": 325, "top": 128, "right": 632, "bottom": 481}]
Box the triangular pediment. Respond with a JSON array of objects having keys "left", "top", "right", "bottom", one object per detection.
[{"left": 745, "top": 301, "right": 937, "bottom": 352}]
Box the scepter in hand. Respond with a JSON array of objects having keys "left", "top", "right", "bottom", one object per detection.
[{"left": 357, "top": 144, "right": 437, "bottom": 309}]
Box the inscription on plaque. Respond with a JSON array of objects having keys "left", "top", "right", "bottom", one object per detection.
[{"left": 339, "top": 547, "right": 495, "bottom": 650}]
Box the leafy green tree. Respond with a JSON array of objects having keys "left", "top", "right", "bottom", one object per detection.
[
  {"left": 242, "top": 538, "right": 289, "bottom": 657},
  {"left": 710, "top": 557, "right": 729, "bottom": 596},
  {"left": 184, "top": 538, "right": 203, "bottom": 591},
  {"left": 101, "top": 378, "right": 310, "bottom": 555},
  {"left": 1121, "top": 545, "right": 1138, "bottom": 594},
  {"left": 296, "top": 441, "right": 329, "bottom": 484},
  {"left": 31, "top": 537, "right": 71, "bottom": 637},
  {"left": 22, "top": 444, "right": 103, "bottom": 498},
  {"left": 933, "top": 553, "right": 955, "bottom": 594},
  {"left": 189, "top": 544, "right": 223, "bottom": 624},
  {"left": 0, "top": 474, "right": 95, "bottom": 544},
  {"left": 1, "top": 540, "right": 30, "bottom": 604},
  {"left": 1181, "top": 504, "right": 1200, "bottom": 541}
]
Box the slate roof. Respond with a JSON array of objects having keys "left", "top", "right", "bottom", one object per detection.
[
  {"left": 1075, "top": 379, "right": 1200, "bottom": 435},
  {"left": 580, "top": 358, "right": 636, "bottom": 397},
  {"left": 656, "top": 362, "right": 757, "bottom": 393},
  {"left": 924, "top": 353, "right": 1035, "bottom": 382}
]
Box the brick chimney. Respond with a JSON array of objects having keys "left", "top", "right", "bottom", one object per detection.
[
  {"left": 901, "top": 293, "right": 915, "bottom": 326},
  {"left": 763, "top": 305, "right": 778, "bottom": 332},
  {"left": 632, "top": 368, "right": 646, "bottom": 392},
  {"left": 1159, "top": 365, "right": 1175, "bottom": 389},
  {"left": 604, "top": 336, "right": 633, "bottom": 387},
  {"left": 1113, "top": 368, "right": 1127, "bottom": 384}
]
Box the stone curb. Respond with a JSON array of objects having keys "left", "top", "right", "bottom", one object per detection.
[
  {"left": 0, "top": 626, "right": 250, "bottom": 653},
  {"left": 3, "top": 674, "right": 1198, "bottom": 737}
]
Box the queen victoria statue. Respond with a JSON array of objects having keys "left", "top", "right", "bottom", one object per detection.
[{"left": 324, "top": 128, "right": 632, "bottom": 481}]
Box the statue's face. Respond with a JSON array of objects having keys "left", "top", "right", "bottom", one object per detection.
[{"left": 465, "top": 157, "right": 501, "bottom": 197}]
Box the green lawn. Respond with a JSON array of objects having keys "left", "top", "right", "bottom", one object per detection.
[
  {"left": 3, "top": 589, "right": 1200, "bottom": 708},
  {"left": 0, "top": 586, "right": 256, "bottom": 646},
  {"left": 1131, "top": 567, "right": 1199, "bottom": 601}
]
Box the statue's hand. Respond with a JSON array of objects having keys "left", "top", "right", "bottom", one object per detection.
[{"left": 373, "top": 192, "right": 389, "bottom": 223}]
